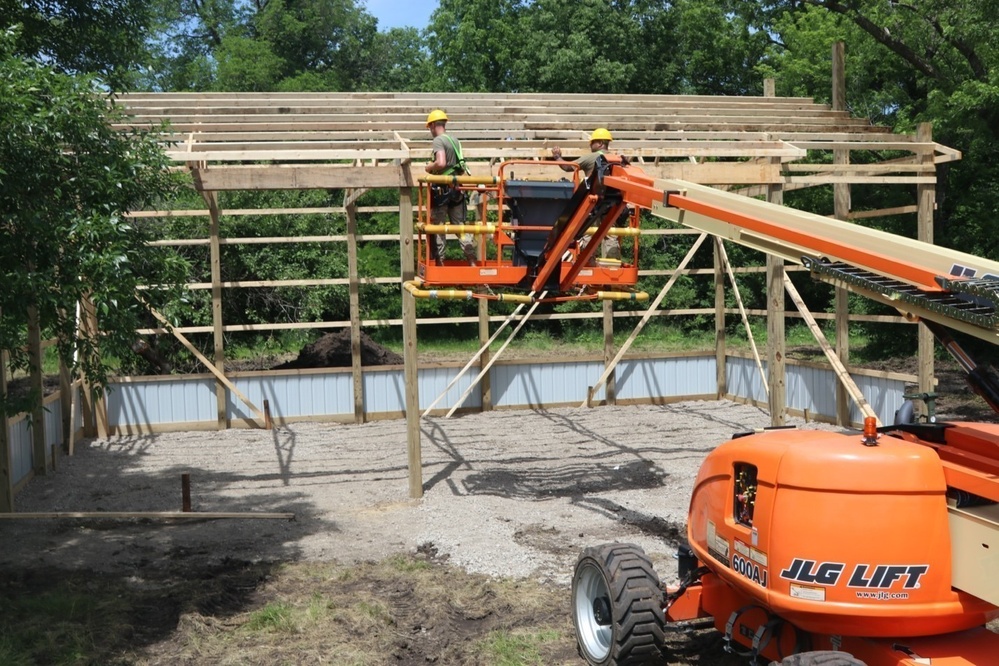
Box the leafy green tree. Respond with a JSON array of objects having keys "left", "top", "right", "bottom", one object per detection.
[
  {"left": 747, "top": 1, "right": 999, "bottom": 257},
  {"left": 2, "top": 0, "right": 153, "bottom": 88},
  {"left": 425, "top": 0, "right": 526, "bottom": 91},
  {"left": 0, "top": 30, "right": 189, "bottom": 411}
]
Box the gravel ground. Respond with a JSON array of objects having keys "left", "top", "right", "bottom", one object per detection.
[{"left": 2, "top": 400, "right": 838, "bottom": 587}]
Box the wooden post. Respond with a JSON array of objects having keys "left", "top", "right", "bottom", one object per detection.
[
  {"left": 27, "top": 305, "right": 47, "bottom": 474},
  {"left": 763, "top": 78, "right": 776, "bottom": 98},
  {"left": 205, "top": 191, "right": 227, "bottom": 429},
  {"left": 58, "top": 356, "right": 72, "bottom": 449},
  {"left": 181, "top": 473, "right": 191, "bottom": 512},
  {"left": 765, "top": 84, "right": 787, "bottom": 426},
  {"left": 78, "top": 297, "right": 96, "bottom": 438},
  {"left": 603, "top": 300, "right": 616, "bottom": 405},
  {"left": 917, "top": 123, "right": 936, "bottom": 403},
  {"left": 399, "top": 183, "right": 422, "bottom": 499},
  {"left": 1, "top": 343, "right": 12, "bottom": 512},
  {"left": 714, "top": 237, "right": 727, "bottom": 398},
  {"left": 478, "top": 298, "right": 493, "bottom": 411},
  {"left": 832, "top": 41, "right": 852, "bottom": 427},
  {"left": 345, "top": 200, "right": 365, "bottom": 423}
]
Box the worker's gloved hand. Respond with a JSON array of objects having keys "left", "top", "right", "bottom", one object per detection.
[{"left": 551, "top": 146, "right": 562, "bottom": 159}]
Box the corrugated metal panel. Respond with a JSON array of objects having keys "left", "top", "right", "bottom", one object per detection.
[
  {"left": 492, "top": 361, "right": 602, "bottom": 408},
  {"left": 418, "top": 366, "right": 483, "bottom": 412},
  {"left": 616, "top": 357, "right": 716, "bottom": 400},
  {"left": 98, "top": 356, "right": 908, "bottom": 430},
  {"left": 108, "top": 377, "right": 217, "bottom": 424},
  {"left": 852, "top": 373, "right": 905, "bottom": 425},
  {"left": 726, "top": 357, "right": 768, "bottom": 403},
  {"left": 787, "top": 363, "right": 833, "bottom": 417},
  {"left": 8, "top": 417, "right": 33, "bottom": 485},
  {"left": 229, "top": 372, "right": 353, "bottom": 420},
  {"left": 726, "top": 357, "right": 906, "bottom": 425},
  {"left": 361, "top": 369, "right": 403, "bottom": 413},
  {"left": 40, "top": 398, "right": 61, "bottom": 469}
]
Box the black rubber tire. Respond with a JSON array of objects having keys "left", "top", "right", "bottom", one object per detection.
[
  {"left": 771, "top": 651, "right": 867, "bottom": 666},
  {"left": 571, "top": 542, "right": 666, "bottom": 666}
]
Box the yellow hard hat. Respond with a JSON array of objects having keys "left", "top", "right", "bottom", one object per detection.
[
  {"left": 590, "top": 128, "right": 613, "bottom": 142},
  {"left": 426, "top": 109, "right": 449, "bottom": 126}
]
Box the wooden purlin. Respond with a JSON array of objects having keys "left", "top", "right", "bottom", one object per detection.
[{"left": 112, "top": 91, "right": 954, "bottom": 191}]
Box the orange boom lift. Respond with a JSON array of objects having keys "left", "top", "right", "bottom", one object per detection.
[{"left": 413, "top": 156, "right": 999, "bottom": 665}]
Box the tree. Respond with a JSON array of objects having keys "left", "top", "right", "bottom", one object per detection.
[
  {"left": 425, "top": 0, "right": 526, "bottom": 91},
  {"left": 1, "top": 0, "right": 154, "bottom": 89},
  {"left": 0, "top": 29, "right": 189, "bottom": 413}
]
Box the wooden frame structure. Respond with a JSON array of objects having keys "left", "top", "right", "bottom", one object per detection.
[{"left": 0, "top": 50, "right": 958, "bottom": 506}]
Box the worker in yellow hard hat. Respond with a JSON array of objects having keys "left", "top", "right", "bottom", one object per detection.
[
  {"left": 424, "top": 109, "right": 477, "bottom": 265},
  {"left": 548, "top": 128, "right": 624, "bottom": 264},
  {"left": 549, "top": 128, "right": 613, "bottom": 177}
]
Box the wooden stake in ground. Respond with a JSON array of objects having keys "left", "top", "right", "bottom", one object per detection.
[{"left": 582, "top": 232, "right": 708, "bottom": 407}]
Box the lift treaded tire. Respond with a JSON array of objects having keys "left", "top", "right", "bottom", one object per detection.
[{"left": 572, "top": 542, "right": 666, "bottom": 665}]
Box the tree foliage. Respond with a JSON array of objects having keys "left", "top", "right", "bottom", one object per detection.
[{"left": 0, "top": 29, "right": 189, "bottom": 411}]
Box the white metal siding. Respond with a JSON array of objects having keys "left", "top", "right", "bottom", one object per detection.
[
  {"left": 108, "top": 378, "right": 217, "bottom": 425},
  {"left": 7, "top": 417, "right": 33, "bottom": 485},
  {"left": 615, "top": 357, "right": 716, "bottom": 400},
  {"left": 86, "top": 355, "right": 911, "bottom": 431},
  {"left": 418, "top": 366, "right": 483, "bottom": 412},
  {"left": 229, "top": 372, "right": 353, "bottom": 420}
]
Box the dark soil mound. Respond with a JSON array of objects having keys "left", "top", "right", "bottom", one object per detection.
[{"left": 273, "top": 329, "right": 402, "bottom": 369}]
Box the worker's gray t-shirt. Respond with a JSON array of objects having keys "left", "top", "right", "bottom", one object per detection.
[
  {"left": 431, "top": 134, "right": 461, "bottom": 173},
  {"left": 572, "top": 150, "right": 603, "bottom": 176}
]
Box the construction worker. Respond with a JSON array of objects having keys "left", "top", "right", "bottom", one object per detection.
[
  {"left": 424, "top": 109, "right": 477, "bottom": 266},
  {"left": 549, "top": 128, "right": 623, "bottom": 262},
  {"left": 550, "top": 127, "right": 614, "bottom": 177}
]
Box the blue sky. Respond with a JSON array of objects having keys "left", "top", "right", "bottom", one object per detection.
[{"left": 366, "top": 0, "right": 437, "bottom": 31}]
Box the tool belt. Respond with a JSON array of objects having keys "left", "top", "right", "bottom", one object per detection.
[{"left": 430, "top": 183, "right": 465, "bottom": 207}]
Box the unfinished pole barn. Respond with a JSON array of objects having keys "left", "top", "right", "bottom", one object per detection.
[{"left": 2, "top": 51, "right": 960, "bottom": 504}]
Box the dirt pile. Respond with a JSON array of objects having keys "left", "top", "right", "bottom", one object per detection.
[{"left": 272, "top": 329, "right": 402, "bottom": 369}]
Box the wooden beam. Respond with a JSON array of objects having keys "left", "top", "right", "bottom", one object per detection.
[
  {"left": 832, "top": 43, "right": 852, "bottom": 428},
  {"left": 784, "top": 274, "right": 878, "bottom": 425},
  {"left": 766, "top": 120, "right": 787, "bottom": 426},
  {"left": 603, "top": 300, "right": 616, "bottom": 405},
  {"left": 1, "top": 341, "right": 12, "bottom": 513},
  {"left": 27, "top": 305, "right": 47, "bottom": 475},
  {"left": 718, "top": 241, "right": 767, "bottom": 396},
  {"left": 345, "top": 200, "right": 364, "bottom": 424},
  {"left": 202, "top": 190, "right": 227, "bottom": 429},
  {"left": 714, "top": 239, "right": 726, "bottom": 398},
  {"left": 917, "top": 123, "right": 936, "bottom": 408},
  {"left": 399, "top": 179, "right": 422, "bottom": 499},
  {"left": 0, "top": 511, "right": 295, "bottom": 520}
]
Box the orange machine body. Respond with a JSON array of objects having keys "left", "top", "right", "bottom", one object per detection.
[{"left": 686, "top": 428, "right": 999, "bottom": 639}]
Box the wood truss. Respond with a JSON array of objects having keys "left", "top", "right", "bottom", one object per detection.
[{"left": 114, "top": 91, "right": 958, "bottom": 192}]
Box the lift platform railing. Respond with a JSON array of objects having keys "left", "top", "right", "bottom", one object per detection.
[{"left": 414, "top": 160, "right": 646, "bottom": 303}]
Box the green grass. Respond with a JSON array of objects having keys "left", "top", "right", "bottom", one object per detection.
[
  {"left": 243, "top": 602, "right": 297, "bottom": 633},
  {"left": 0, "top": 587, "right": 124, "bottom": 666},
  {"left": 473, "top": 628, "right": 563, "bottom": 665}
]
